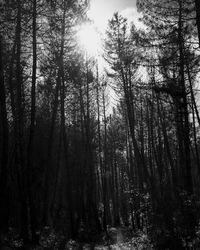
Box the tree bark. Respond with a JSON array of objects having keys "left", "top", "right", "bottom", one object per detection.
[
  {"left": 27, "top": 0, "right": 38, "bottom": 242},
  {"left": 178, "top": 0, "right": 193, "bottom": 193},
  {"left": 16, "top": 0, "right": 29, "bottom": 240},
  {"left": 195, "top": 0, "right": 200, "bottom": 47},
  {"left": 0, "top": 36, "right": 9, "bottom": 237}
]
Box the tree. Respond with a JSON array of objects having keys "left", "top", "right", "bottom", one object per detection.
[
  {"left": 105, "top": 13, "right": 151, "bottom": 191},
  {"left": 0, "top": 36, "right": 9, "bottom": 239}
]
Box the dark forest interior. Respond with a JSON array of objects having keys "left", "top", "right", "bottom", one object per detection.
[{"left": 1, "top": 0, "right": 200, "bottom": 249}]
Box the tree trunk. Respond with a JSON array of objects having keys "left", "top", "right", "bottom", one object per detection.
[
  {"left": 178, "top": 0, "right": 193, "bottom": 193},
  {"left": 0, "top": 36, "right": 9, "bottom": 237},
  {"left": 16, "top": 0, "right": 29, "bottom": 240},
  {"left": 26, "top": 0, "right": 38, "bottom": 242},
  {"left": 43, "top": 68, "right": 60, "bottom": 226},
  {"left": 195, "top": 0, "right": 200, "bottom": 47}
]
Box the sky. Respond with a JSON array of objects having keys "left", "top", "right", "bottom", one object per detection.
[
  {"left": 84, "top": 0, "right": 142, "bottom": 112},
  {"left": 83, "top": 0, "right": 142, "bottom": 69},
  {"left": 87, "top": 0, "right": 141, "bottom": 32}
]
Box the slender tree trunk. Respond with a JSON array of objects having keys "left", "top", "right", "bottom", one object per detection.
[
  {"left": 185, "top": 55, "right": 200, "bottom": 127},
  {"left": 195, "top": 0, "right": 200, "bottom": 47},
  {"left": 96, "top": 80, "right": 103, "bottom": 226},
  {"left": 8, "top": 37, "right": 17, "bottom": 120},
  {"left": 102, "top": 88, "right": 109, "bottom": 232},
  {"left": 50, "top": 126, "right": 62, "bottom": 221},
  {"left": 60, "top": 59, "right": 75, "bottom": 237},
  {"left": 0, "top": 36, "right": 9, "bottom": 238},
  {"left": 112, "top": 141, "right": 120, "bottom": 226},
  {"left": 43, "top": 68, "right": 60, "bottom": 226},
  {"left": 27, "top": 0, "right": 38, "bottom": 242},
  {"left": 121, "top": 67, "right": 151, "bottom": 189},
  {"left": 158, "top": 98, "right": 176, "bottom": 189},
  {"left": 185, "top": 55, "right": 200, "bottom": 174},
  {"left": 191, "top": 100, "right": 200, "bottom": 175},
  {"left": 178, "top": 0, "right": 193, "bottom": 193},
  {"left": 16, "top": 0, "right": 29, "bottom": 240}
]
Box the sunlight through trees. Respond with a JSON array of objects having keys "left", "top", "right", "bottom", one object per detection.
[{"left": 1, "top": 0, "right": 200, "bottom": 249}]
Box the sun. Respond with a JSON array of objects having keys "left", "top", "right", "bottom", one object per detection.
[{"left": 77, "top": 23, "right": 102, "bottom": 56}]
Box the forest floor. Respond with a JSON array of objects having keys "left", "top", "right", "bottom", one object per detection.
[
  {"left": 39, "top": 227, "right": 153, "bottom": 250},
  {"left": 69, "top": 228, "right": 152, "bottom": 249},
  {"left": 2, "top": 227, "right": 154, "bottom": 250}
]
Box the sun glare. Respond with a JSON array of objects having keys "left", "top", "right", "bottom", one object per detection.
[{"left": 78, "top": 24, "right": 102, "bottom": 56}]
